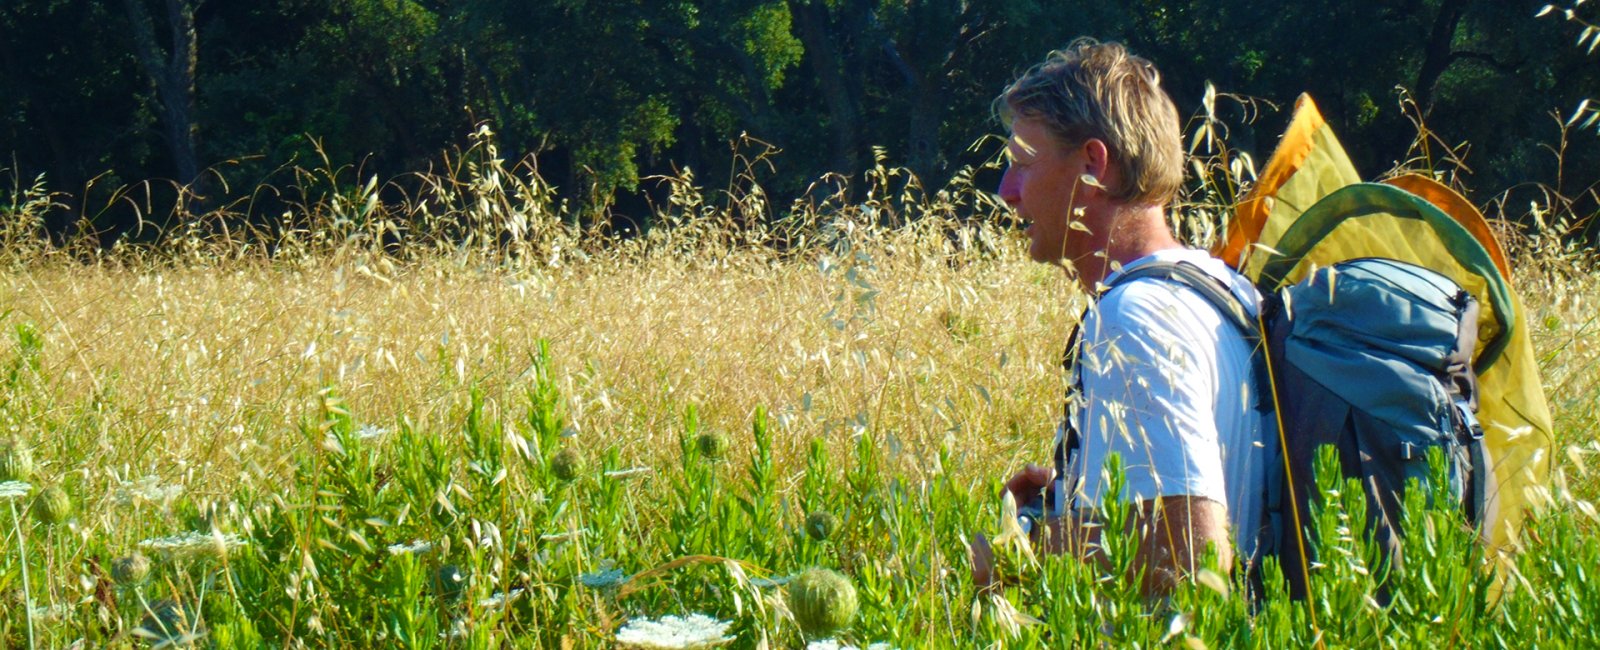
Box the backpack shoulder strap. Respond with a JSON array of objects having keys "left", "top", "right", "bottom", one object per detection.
[
  {"left": 1106, "top": 260, "right": 1259, "bottom": 337},
  {"left": 1107, "top": 259, "right": 1280, "bottom": 571},
  {"left": 1054, "top": 260, "right": 1268, "bottom": 515}
]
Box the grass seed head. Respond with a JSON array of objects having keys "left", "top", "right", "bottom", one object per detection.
[
  {"left": 552, "top": 447, "right": 585, "bottom": 482},
  {"left": 788, "top": 567, "right": 858, "bottom": 638},
  {"left": 0, "top": 439, "right": 35, "bottom": 482},
  {"left": 805, "top": 511, "right": 839, "bottom": 542},
  {"left": 112, "top": 553, "right": 153, "bottom": 585},
  {"left": 696, "top": 432, "right": 730, "bottom": 460},
  {"left": 32, "top": 485, "right": 72, "bottom": 525}
]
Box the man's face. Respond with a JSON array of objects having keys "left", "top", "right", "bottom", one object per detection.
[{"left": 998, "top": 117, "right": 1093, "bottom": 266}]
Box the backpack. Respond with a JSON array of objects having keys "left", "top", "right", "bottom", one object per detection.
[
  {"left": 1215, "top": 95, "right": 1551, "bottom": 579},
  {"left": 1107, "top": 254, "right": 1491, "bottom": 600}
]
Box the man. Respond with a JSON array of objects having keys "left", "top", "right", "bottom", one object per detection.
[{"left": 975, "top": 39, "right": 1267, "bottom": 596}]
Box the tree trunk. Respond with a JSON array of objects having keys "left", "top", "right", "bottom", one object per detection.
[
  {"left": 880, "top": 35, "right": 945, "bottom": 188},
  {"left": 907, "top": 80, "right": 942, "bottom": 188},
  {"left": 123, "top": 0, "right": 200, "bottom": 188},
  {"left": 1414, "top": 0, "right": 1468, "bottom": 114},
  {"left": 790, "top": 0, "right": 861, "bottom": 177}
]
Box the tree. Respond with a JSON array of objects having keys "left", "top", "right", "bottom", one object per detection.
[{"left": 123, "top": 0, "right": 201, "bottom": 187}]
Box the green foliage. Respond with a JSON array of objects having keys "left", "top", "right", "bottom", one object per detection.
[
  {"left": 7, "top": 0, "right": 1600, "bottom": 240},
  {"left": 0, "top": 333, "right": 1598, "bottom": 647}
]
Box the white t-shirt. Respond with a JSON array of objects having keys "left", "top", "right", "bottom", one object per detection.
[{"left": 1067, "top": 248, "right": 1268, "bottom": 558}]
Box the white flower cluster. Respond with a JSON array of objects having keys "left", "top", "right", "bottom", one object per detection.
[
  {"left": 477, "top": 588, "right": 525, "bottom": 609},
  {"left": 604, "top": 466, "right": 653, "bottom": 479},
  {"left": 615, "top": 613, "right": 734, "bottom": 649},
  {"left": 113, "top": 476, "right": 184, "bottom": 506},
  {"left": 0, "top": 480, "right": 32, "bottom": 500},
  {"left": 355, "top": 424, "right": 392, "bottom": 441},
  {"left": 138, "top": 531, "right": 249, "bottom": 557},
  {"left": 29, "top": 603, "right": 75, "bottom": 623},
  {"left": 386, "top": 540, "right": 435, "bottom": 555},
  {"left": 805, "top": 641, "right": 894, "bottom": 650}
]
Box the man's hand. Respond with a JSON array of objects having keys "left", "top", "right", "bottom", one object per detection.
[
  {"left": 1005, "top": 463, "right": 1055, "bottom": 510},
  {"left": 968, "top": 531, "right": 996, "bottom": 592}
]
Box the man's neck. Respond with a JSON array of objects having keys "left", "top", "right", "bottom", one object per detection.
[{"left": 1071, "top": 204, "right": 1183, "bottom": 292}]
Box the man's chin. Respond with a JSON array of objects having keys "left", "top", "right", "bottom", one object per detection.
[
  {"left": 1027, "top": 253, "right": 1068, "bottom": 270},
  {"left": 1026, "top": 242, "right": 1059, "bottom": 264}
]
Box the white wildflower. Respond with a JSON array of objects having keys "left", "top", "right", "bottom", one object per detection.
[
  {"left": 113, "top": 476, "right": 183, "bottom": 507},
  {"left": 29, "top": 603, "right": 74, "bottom": 622},
  {"left": 138, "top": 531, "right": 248, "bottom": 557},
  {"left": 615, "top": 613, "right": 734, "bottom": 649},
  {"left": 0, "top": 480, "right": 32, "bottom": 500},
  {"left": 604, "top": 466, "right": 653, "bottom": 479},
  {"left": 477, "top": 588, "right": 525, "bottom": 609},
  {"left": 803, "top": 640, "right": 895, "bottom": 650},
  {"left": 386, "top": 540, "right": 434, "bottom": 556},
  {"left": 355, "top": 424, "right": 391, "bottom": 441}
]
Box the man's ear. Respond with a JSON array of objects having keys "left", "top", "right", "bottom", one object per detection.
[{"left": 1080, "top": 139, "right": 1111, "bottom": 185}]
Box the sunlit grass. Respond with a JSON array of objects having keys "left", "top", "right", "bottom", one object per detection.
[{"left": 0, "top": 124, "right": 1597, "bottom": 646}]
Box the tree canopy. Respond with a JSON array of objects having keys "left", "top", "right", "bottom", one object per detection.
[{"left": 2, "top": 0, "right": 1597, "bottom": 240}]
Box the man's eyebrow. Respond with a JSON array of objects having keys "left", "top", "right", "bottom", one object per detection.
[{"left": 1008, "top": 134, "right": 1039, "bottom": 159}]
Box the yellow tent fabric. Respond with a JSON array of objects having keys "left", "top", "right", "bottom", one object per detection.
[
  {"left": 1217, "top": 95, "right": 1359, "bottom": 275},
  {"left": 1382, "top": 174, "right": 1513, "bottom": 281},
  {"left": 1211, "top": 95, "right": 1554, "bottom": 553}
]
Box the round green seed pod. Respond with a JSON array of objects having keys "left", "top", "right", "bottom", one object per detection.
[
  {"left": 551, "top": 448, "right": 584, "bottom": 482},
  {"left": 695, "top": 432, "right": 729, "bottom": 460},
  {"left": 32, "top": 485, "right": 72, "bottom": 526},
  {"left": 0, "top": 439, "right": 34, "bottom": 482},
  {"left": 112, "top": 553, "right": 152, "bottom": 585},
  {"left": 433, "top": 564, "right": 469, "bottom": 603},
  {"left": 788, "top": 567, "right": 857, "bottom": 638},
  {"left": 804, "top": 511, "right": 838, "bottom": 542}
]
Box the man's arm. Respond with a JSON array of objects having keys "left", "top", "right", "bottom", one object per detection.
[{"left": 1006, "top": 464, "right": 1232, "bottom": 597}]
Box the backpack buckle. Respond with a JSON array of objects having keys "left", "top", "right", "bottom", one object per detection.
[{"left": 1448, "top": 398, "right": 1485, "bottom": 443}]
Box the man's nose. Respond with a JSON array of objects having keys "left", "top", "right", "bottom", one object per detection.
[{"left": 998, "top": 167, "right": 1021, "bottom": 206}]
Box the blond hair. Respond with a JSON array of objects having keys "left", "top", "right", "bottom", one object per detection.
[{"left": 997, "top": 38, "right": 1184, "bottom": 207}]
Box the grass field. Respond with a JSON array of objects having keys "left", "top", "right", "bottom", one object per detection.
[{"left": 2, "top": 150, "right": 1599, "bottom": 647}]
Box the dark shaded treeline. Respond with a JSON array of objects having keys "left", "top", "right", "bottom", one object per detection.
[{"left": 1, "top": 0, "right": 1597, "bottom": 242}]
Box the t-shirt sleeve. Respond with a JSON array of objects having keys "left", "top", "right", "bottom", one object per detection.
[{"left": 1071, "top": 280, "right": 1228, "bottom": 509}]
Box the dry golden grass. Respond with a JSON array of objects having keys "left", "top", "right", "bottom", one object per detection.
[
  {"left": 4, "top": 214, "right": 1597, "bottom": 542},
  {"left": 0, "top": 225, "right": 1103, "bottom": 531}
]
